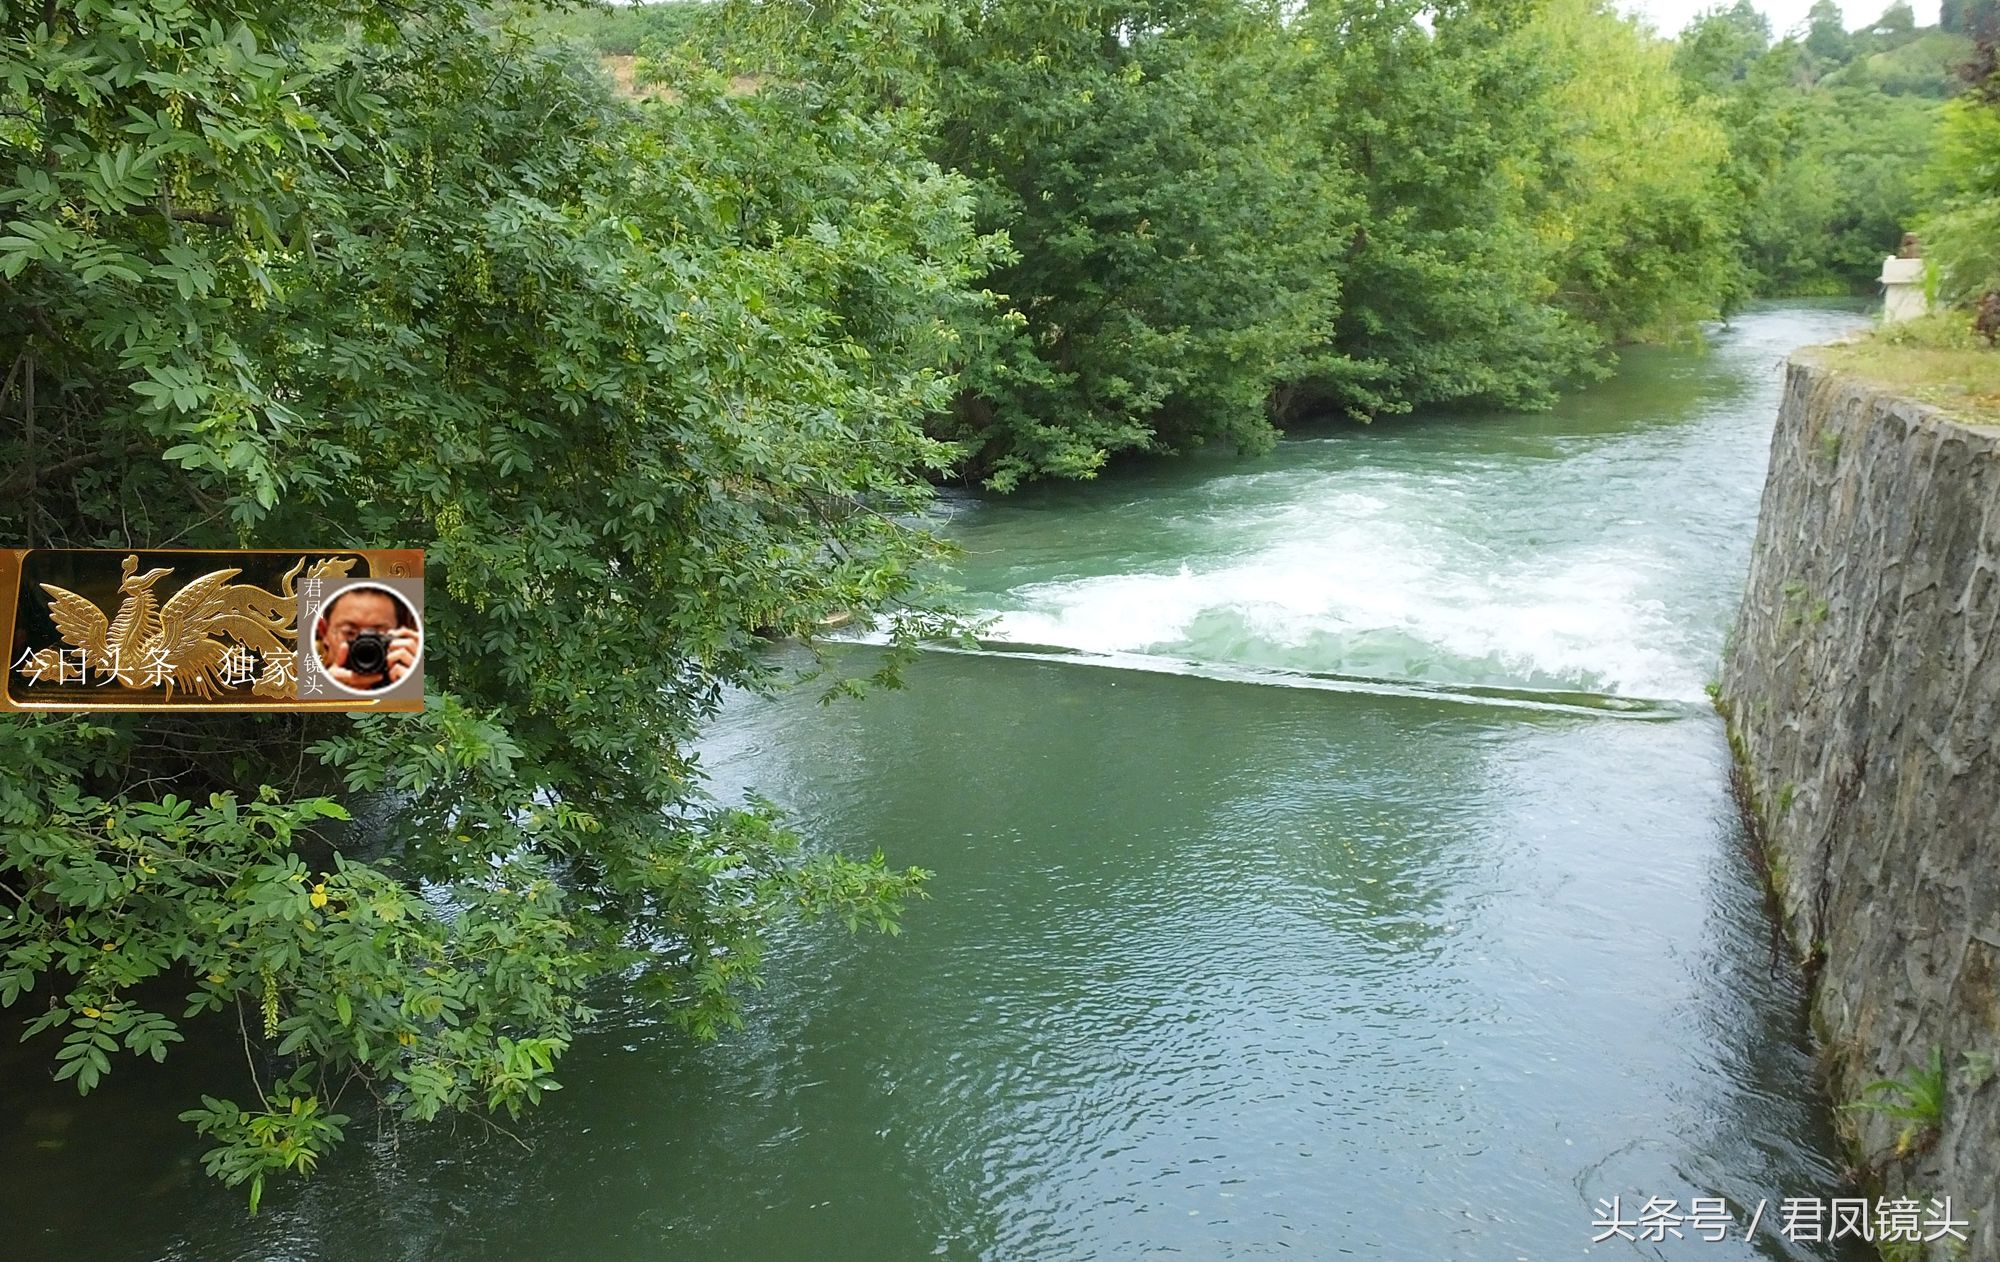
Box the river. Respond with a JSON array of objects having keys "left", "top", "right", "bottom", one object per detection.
[{"left": 1, "top": 302, "right": 1878, "bottom": 1261}]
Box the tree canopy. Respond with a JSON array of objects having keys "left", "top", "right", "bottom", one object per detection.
[
  {"left": 1674, "top": 0, "right": 1979, "bottom": 295},
  {"left": 2, "top": 0, "right": 988, "bottom": 1204},
  {"left": 717, "top": 0, "right": 1753, "bottom": 487},
  {"left": 1919, "top": 33, "right": 2000, "bottom": 301}
]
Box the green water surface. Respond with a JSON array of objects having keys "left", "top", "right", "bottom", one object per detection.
[{"left": 1, "top": 303, "right": 1879, "bottom": 1262}]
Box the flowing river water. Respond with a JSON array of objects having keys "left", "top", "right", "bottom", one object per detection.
[{"left": 2, "top": 302, "right": 1882, "bottom": 1261}]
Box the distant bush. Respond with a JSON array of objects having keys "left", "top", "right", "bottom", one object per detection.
[{"left": 522, "top": 0, "right": 712, "bottom": 55}]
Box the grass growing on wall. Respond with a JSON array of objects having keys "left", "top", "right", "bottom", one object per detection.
[{"left": 1813, "top": 313, "right": 2000, "bottom": 423}]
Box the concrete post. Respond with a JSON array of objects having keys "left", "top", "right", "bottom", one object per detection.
[{"left": 1879, "top": 255, "right": 1928, "bottom": 323}]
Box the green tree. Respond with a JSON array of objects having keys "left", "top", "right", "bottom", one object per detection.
[
  {"left": 742, "top": 0, "right": 1355, "bottom": 489},
  {"left": 1673, "top": 0, "right": 1773, "bottom": 94},
  {"left": 1941, "top": 0, "right": 2000, "bottom": 36},
  {"left": 521, "top": 0, "right": 713, "bottom": 54},
  {"left": 721, "top": 0, "right": 1745, "bottom": 474},
  {"left": 1528, "top": 0, "right": 1742, "bottom": 339},
  {"left": 1676, "top": 3, "right": 1967, "bottom": 294},
  {"left": 1871, "top": 1, "right": 1919, "bottom": 41},
  {"left": 1, "top": 0, "right": 992, "bottom": 1202},
  {"left": 1286, "top": 0, "right": 1600, "bottom": 418},
  {"left": 1919, "top": 42, "right": 2000, "bottom": 300},
  {"left": 1805, "top": 0, "right": 1855, "bottom": 67},
  {"left": 1288, "top": 0, "right": 1736, "bottom": 420}
]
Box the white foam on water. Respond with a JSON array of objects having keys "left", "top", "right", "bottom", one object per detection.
[{"left": 977, "top": 472, "right": 1706, "bottom": 702}]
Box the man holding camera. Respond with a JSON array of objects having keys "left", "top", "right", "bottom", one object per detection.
[{"left": 315, "top": 586, "right": 420, "bottom": 691}]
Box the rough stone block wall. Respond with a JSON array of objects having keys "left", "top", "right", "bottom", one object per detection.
[{"left": 1722, "top": 354, "right": 2000, "bottom": 1259}]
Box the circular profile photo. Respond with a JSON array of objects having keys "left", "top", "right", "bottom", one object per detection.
[{"left": 311, "top": 581, "right": 423, "bottom": 695}]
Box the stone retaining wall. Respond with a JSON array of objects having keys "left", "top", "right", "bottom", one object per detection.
[{"left": 1721, "top": 354, "right": 2000, "bottom": 1260}]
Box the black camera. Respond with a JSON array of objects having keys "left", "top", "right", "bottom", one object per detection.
[{"left": 345, "top": 630, "right": 391, "bottom": 678}]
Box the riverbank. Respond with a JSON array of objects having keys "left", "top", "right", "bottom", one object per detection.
[
  {"left": 1811, "top": 314, "right": 2000, "bottom": 425},
  {"left": 1721, "top": 352, "right": 2000, "bottom": 1260}
]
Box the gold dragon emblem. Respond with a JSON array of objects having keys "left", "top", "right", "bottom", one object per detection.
[{"left": 16, "top": 554, "right": 357, "bottom": 699}]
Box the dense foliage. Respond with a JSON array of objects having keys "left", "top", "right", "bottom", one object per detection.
[
  {"left": 1287, "top": 0, "right": 1738, "bottom": 420},
  {"left": 523, "top": 0, "right": 710, "bottom": 54},
  {"left": 1285, "top": 0, "right": 1600, "bottom": 418},
  {"left": 1673, "top": 0, "right": 1981, "bottom": 295},
  {"left": 725, "top": 0, "right": 1357, "bottom": 488},
  {"left": 718, "top": 0, "right": 1749, "bottom": 485},
  {"left": 1, "top": 0, "right": 990, "bottom": 1204},
  {"left": 1919, "top": 31, "right": 2000, "bottom": 302},
  {"left": 1530, "top": 0, "right": 1741, "bottom": 337}
]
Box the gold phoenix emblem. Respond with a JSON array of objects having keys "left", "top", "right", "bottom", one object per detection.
[{"left": 16, "top": 554, "right": 356, "bottom": 699}]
